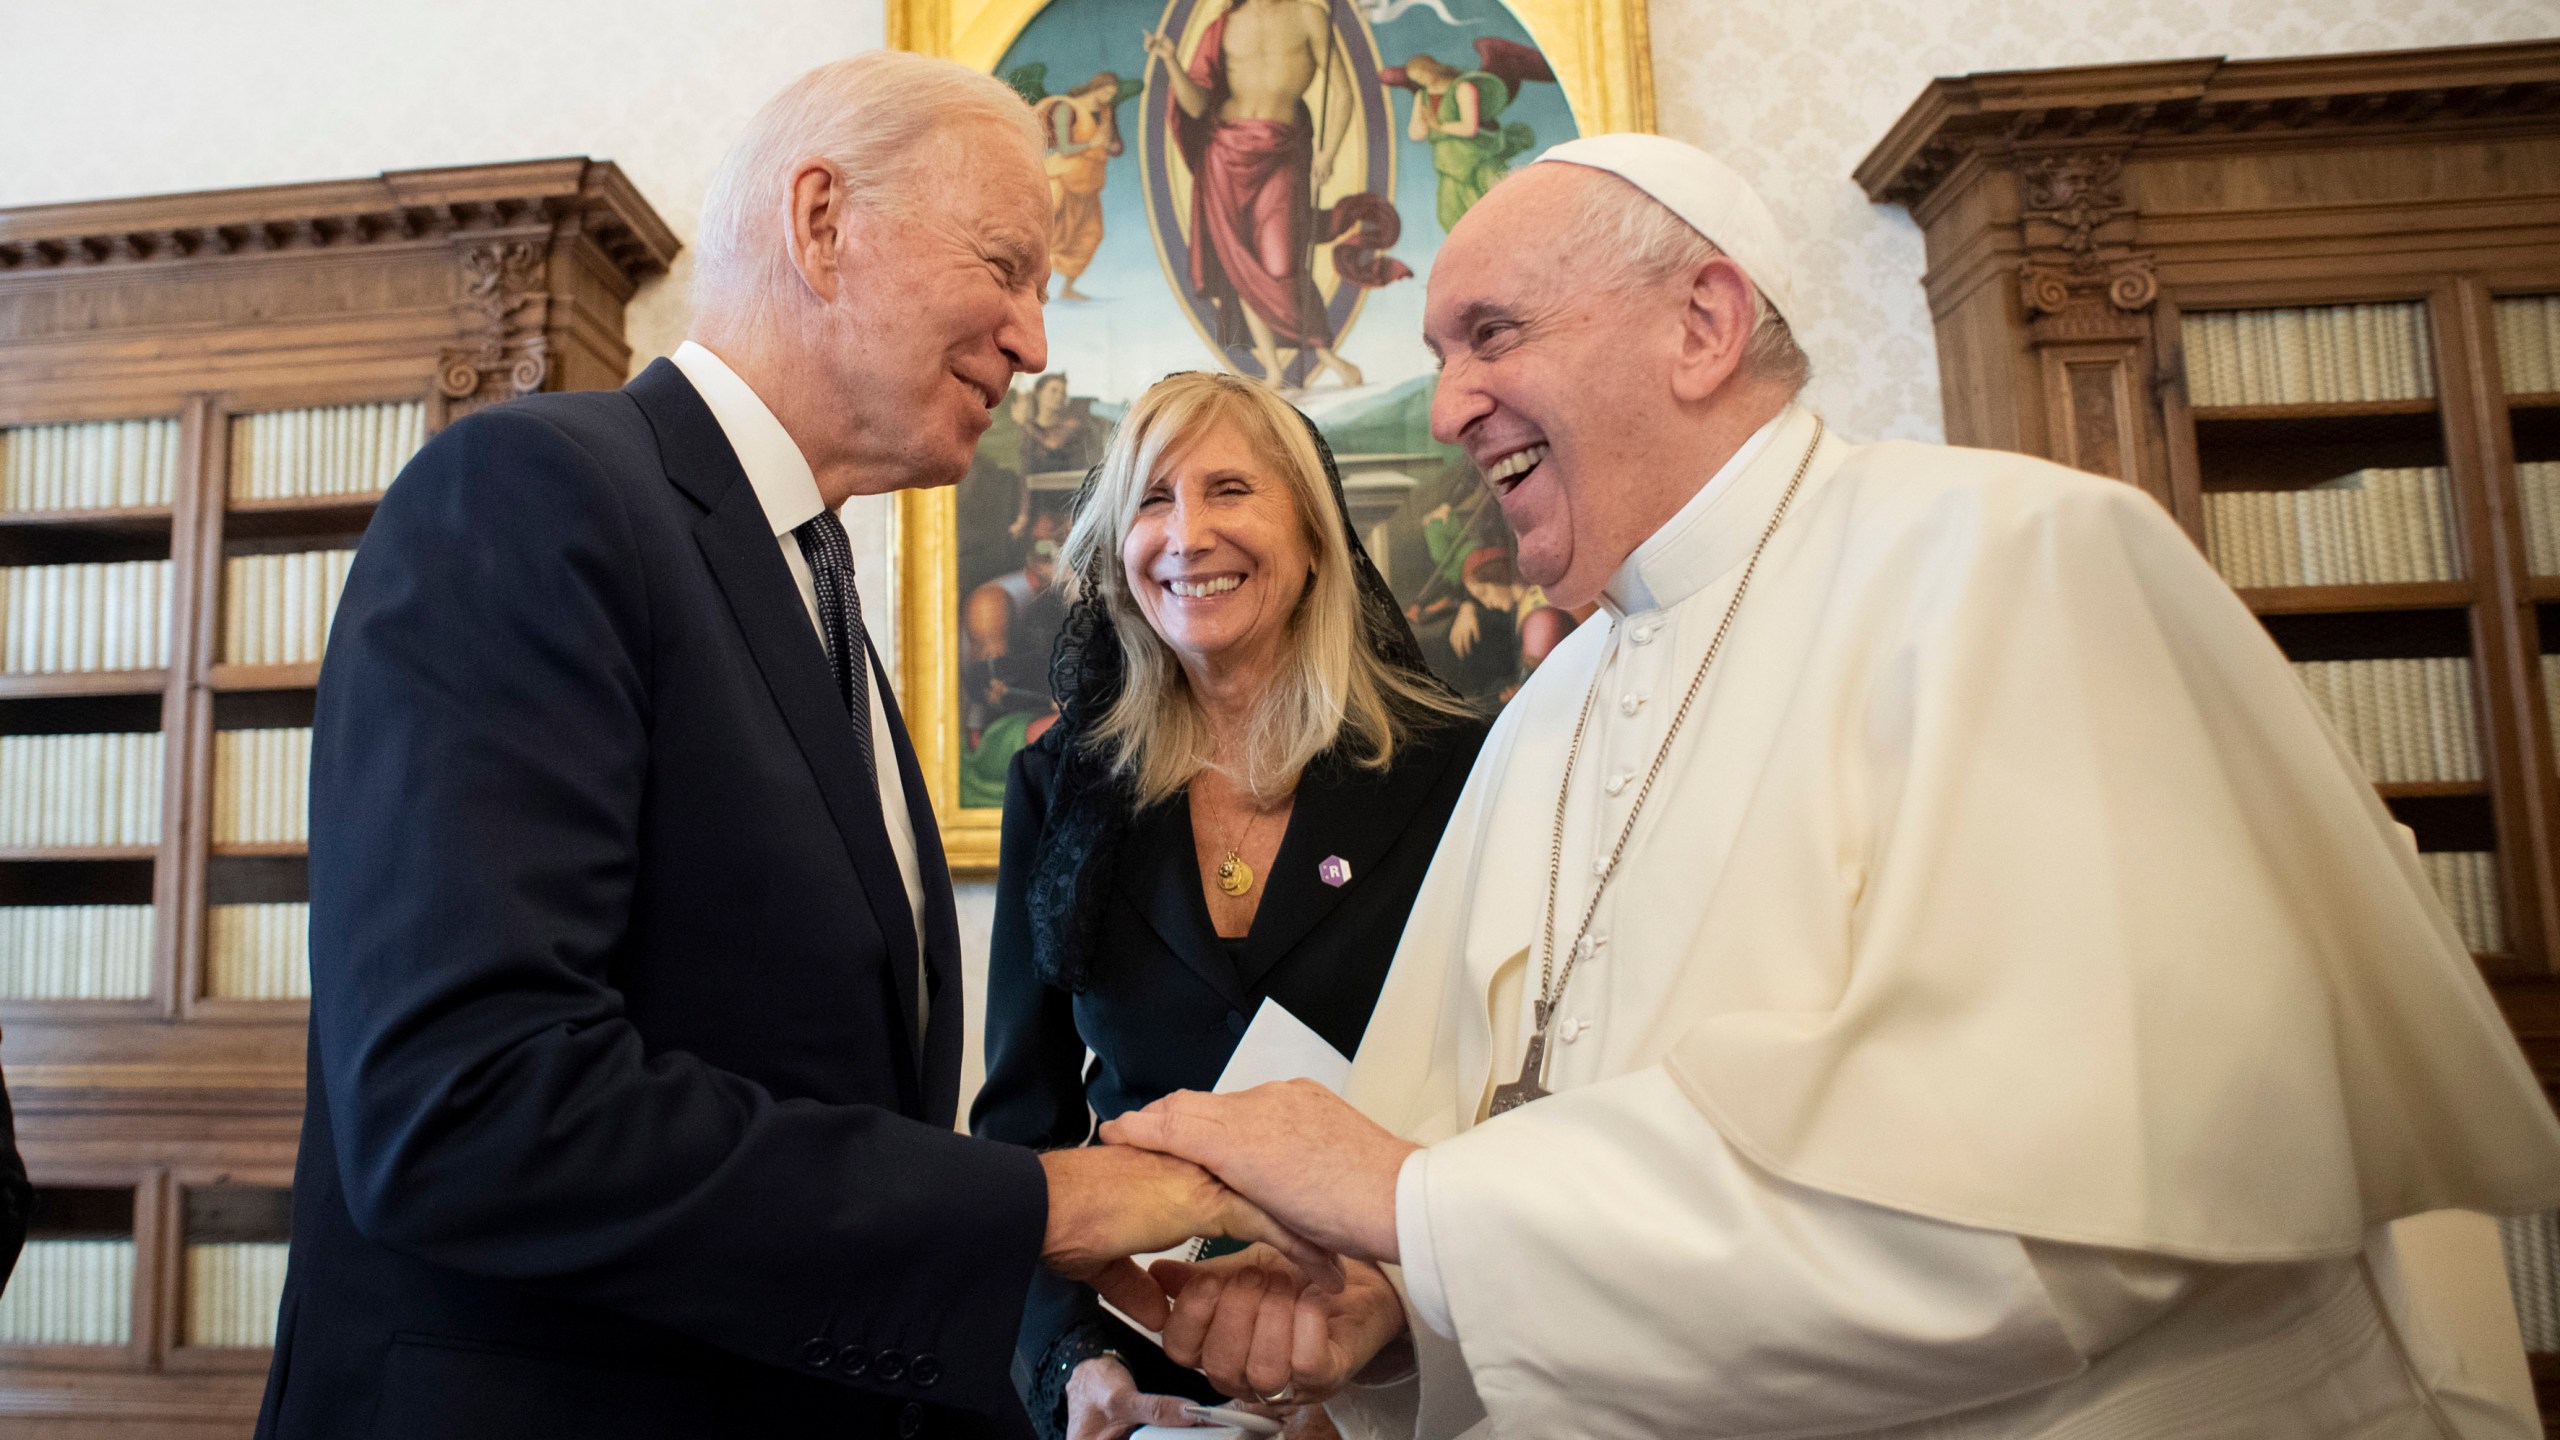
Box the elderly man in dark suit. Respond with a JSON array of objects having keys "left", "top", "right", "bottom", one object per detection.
[{"left": 254, "top": 51, "right": 1315, "bottom": 1440}]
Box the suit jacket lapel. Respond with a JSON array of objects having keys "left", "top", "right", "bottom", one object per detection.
[
  {"left": 628, "top": 361, "right": 927, "bottom": 1108},
  {"left": 1234, "top": 737, "right": 1464, "bottom": 992},
  {"left": 1124, "top": 793, "right": 1254, "bottom": 1012}
]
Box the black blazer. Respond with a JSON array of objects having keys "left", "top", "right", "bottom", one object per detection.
[
  {"left": 0, "top": 1069, "right": 27, "bottom": 1286},
  {"left": 970, "top": 714, "right": 1487, "bottom": 1430},
  {"left": 257, "top": 361, "right": 1049, "bottom": 1440}
]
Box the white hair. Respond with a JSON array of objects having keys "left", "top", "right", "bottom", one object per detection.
[
  {"left": 1558, "top": 172, "right": 1812, "bottom": 395},
  {"left": 693, "top": 51, "right": 1041, "bottom": 334}
]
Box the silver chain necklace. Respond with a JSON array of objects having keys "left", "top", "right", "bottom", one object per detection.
[{"left": 1489, "top": 418, "right": 1825, "bottom": 1117}]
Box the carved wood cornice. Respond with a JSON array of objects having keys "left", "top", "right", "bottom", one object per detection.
[
  {"left": 437, "top": 239, "right": 553, "bottom": 413},
  {"left": 0, "top": 158, "right": 678, "bottom": 291},
  {"left": 2016, "top": 150, "right": 2158, "bottom": 341},
  {"left": 1856, "top": 40, "right": 2560, "bottom": 213}
]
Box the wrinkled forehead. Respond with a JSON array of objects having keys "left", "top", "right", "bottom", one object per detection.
[{"left": 1423, "top": 167, "right": 1602, "bottom": 333}]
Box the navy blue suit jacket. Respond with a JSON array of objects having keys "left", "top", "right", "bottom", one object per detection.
[{"left": 256, "top": 361, "right": 1048, "bottom": 1440}]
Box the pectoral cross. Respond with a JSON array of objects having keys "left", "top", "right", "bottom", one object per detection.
[{"left": 1487, "top": 1000, "right": 1555, "bottom": 1115}]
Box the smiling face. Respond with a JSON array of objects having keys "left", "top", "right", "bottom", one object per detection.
[
  {"left": 1425, "top": 165, "right": 1694, "bottom": 607},
  {"left": 820, "top": 118, "right": 1052, "bottom": 491},
  {"left": 1121, "top": 419, "right": 1317, "bottom": 688}
]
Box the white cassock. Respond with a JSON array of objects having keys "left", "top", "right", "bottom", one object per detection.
[{"left": 1329, "top": 405, "right": 2560, "bottom": 1440}]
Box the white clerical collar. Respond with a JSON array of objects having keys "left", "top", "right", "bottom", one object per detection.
[
  {"left": 669, "top": 339, "right": 827, "bottom": 537},
  {"left": 1601, "top": 405, "right": 1811, "bottom": 617}
]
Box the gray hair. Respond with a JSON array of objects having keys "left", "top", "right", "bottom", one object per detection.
[
  {"left": 693, "top": 51, "right": 1041, "bottom": 334},
  {"left": 1558, "top": 171, "right": 1813, "bottom": 395}
]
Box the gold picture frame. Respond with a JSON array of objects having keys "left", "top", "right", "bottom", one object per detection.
[{"left": 891, "top": 0, "right": 1654, "bottom": 874}]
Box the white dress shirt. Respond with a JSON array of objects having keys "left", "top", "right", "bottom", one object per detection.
[{"left": 667, "top": 341, "right": 928, "bottom": 1019}]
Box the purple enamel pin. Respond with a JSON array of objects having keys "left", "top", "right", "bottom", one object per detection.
[{"left": 1318, "top": 855, "right": 1352, "bottom": 888}]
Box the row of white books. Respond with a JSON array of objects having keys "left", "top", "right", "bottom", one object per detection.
[
  {"left": 0, "top": 901, "right": 310, "bottom": 1001},
  {"left": 214, "top": 728, "right": 311, "bottom": 846},
  {"left": 2496, "top": 295, "right": 2560, "bottom": 397},
  {"left": 2290, "top": 658, "right": 2480, "bottom": 785},
  {"left": 2513, "top": 463, "right": 2560, "bottom": 576},
  {"left": 0, "top": 1239, "right": 132, "bottom": 1345},
  {"left": 230, "top": 402, "right": 425, "bottom": 503},
  {"left": 2199, "top": 468, "right": 2459, "bottom": 589},
  {"left": 208, "top": 903, "right": 312, "bottom": 1001},
  {"left": 223, "top": 549, "right": 354, "bottom": 667},
  {"left": 2182, "top": 303, "right": 2434, "bottom": 408},
  {"left": 2420, "top": 850, "right": 2504, "bottom": 954},
  {"left": 186, "top": 1242, "right": 289, "bottom": 1347},
  {"left": 0, "top": 906, "right": 152, "bottom": 999},
  {"left": 0, "top": 731, "right": 163, "bottom": 849},
  {"left": 0, "top": 560, "right": 174, "bottom": 674},
  {"left": 0, "top": 418, "right": 182, "bottom": 514},
  {"left": 2504, "top": 1211, "right": 2560, "bottom": 1352}
]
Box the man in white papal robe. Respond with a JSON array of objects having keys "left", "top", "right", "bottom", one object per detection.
[{"left": 1101, "top": 134, "right": 2560, "bottom": 1440}]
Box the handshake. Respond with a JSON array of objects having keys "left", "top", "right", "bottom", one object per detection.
[{"left": 1035, "top": 1079, "right": 1422, "bottom": 1426}]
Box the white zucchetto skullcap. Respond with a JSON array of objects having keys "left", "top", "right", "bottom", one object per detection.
[{"left": 1534, "top": 133, "right": 1796, "bottom": 323}]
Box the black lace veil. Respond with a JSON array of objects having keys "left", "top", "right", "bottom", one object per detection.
[{"left": 1024, "top": 395, "right": 1447, "bottom": 992}]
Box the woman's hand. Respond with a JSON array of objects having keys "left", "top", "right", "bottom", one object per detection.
[
  {"left": 1065, "top": 1355, "right": 1204, "bottom": 1440},
  {"left": 1150, "top": 1246, "right": 1409, "bottom": 1408}
]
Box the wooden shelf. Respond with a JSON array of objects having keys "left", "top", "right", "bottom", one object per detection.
[
  {"left": 209, "top": 842, "right": 305, "bottom": 859},
  {"left": 0, "top": 845, "right": 155, "bottom": 863},
  {"left": 0, "top": 157, "right": 676, "bottom": 1436},
  {"left": 224, "top": 492, "right": 383, "bottom": 541},
  {"left": 2377, "top": 780, "right": 2491, "bottom": 800},
  {"left": 2507, "top": 391, "right": 2560, "bottom": 411},
  {"left": 225, "top": 491, "right": 385, "bottom": 513},
  {"left": 206, "top": 662, "right": 319, "bottom": 692},
  {"left": 0, "top": 505, "right": 173, "bottom": 533},
  {"left": 0, "top": 669, "right": 167, "bottom": 699},
  {"left": 2238, "top": 581, "right": 2474, "bottom": 615},
  {"left": 2190, "top": 398, "right": 2440, "bottom": 421}
]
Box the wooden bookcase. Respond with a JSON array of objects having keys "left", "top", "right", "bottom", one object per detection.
[
  {"left": 1859, "top": 36, "right": 2560, "bottom": 1412},
  {"left": 0, "top": 162, "right": 675, "bottom": 1436}
]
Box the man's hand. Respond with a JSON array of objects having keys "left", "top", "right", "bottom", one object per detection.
[
  {"left": 1039, "top": 1145, "right": 1341, "bottom": 1328},
  {"left": 1064, "top": 1354, "right": 1204, "bottom": 1440},
  {"left": 1097, "top": 1080, "right": 1415, "bottom": 1263},
  {"left": 1151, "top": 1247, "right": 1409, "bottom": 1408}
]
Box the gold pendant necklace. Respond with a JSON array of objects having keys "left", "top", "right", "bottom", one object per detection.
[
  {"left": 1213, "top": 795, "right": 1273, "bottom": 897},
  {"left": 1489, "top": 418, "right": 1825, "bottom": 1117},
  {"left": 1216, "top": 851, "right": 1255, "bottom": 897}
]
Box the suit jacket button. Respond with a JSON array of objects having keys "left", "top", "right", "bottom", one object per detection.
[
  {"left": 898, "top": 1400, "right": 925, "bottom": 1437},
  {"left": 909, "top": 1354, "right": 941, "bottom": 1388},
  {"left": 874, "top": 1348, "right": 908, "bottom": 1382},
  {"left": 800, "top": 1338, "right": 834, "bottom": 1367},
  {"left": 834, "top": 1344, "right": 871, "bottom": 1376},
  {"left": 1226, "top": 1010, "right": 1248, "bottom": 1037}
]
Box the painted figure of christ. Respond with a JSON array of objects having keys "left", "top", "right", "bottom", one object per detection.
[{"left": 1147, "top": 0, "right": 1368, "bottom": 389}]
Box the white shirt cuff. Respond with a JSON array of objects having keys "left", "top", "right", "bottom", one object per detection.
[{"left": 1395, "top": 1147, "right": 1457, "bottom": 1340}]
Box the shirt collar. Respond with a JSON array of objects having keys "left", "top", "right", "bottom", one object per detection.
[
  {"left": 1601, "top": 405, "right": 1811, "bottom": 618},
  {"left": 669, "top": 339, "right": 827, "bottom": 538}
]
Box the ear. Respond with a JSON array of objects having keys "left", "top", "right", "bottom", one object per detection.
[
  {"left": 785, "top": 158, "right": 849, "bottom": 306},
  {"left": 1667, "top": 254, "right": 1757, "bottom": 404}
]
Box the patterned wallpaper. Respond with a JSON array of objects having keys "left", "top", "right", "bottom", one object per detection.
[{"left": 1645, "top": 0, "right": 2559, "bottom": 445}]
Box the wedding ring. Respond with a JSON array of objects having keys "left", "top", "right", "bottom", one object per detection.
[{"left": 1258, "top": 1384, "right": 1296, "bottom": 1405}]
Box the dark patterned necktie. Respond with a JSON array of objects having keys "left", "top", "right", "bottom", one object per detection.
[{"left": 792, "top": 510, "right": 875, "bottom": 782}]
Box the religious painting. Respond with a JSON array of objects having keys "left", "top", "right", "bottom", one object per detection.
[{"left": 892, "top": 0, "right": 1653, "bottom": 869}]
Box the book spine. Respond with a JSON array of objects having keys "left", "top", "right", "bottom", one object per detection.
[{"left": 0, "top": 1239, "right": 136, "bottom": 1344}]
